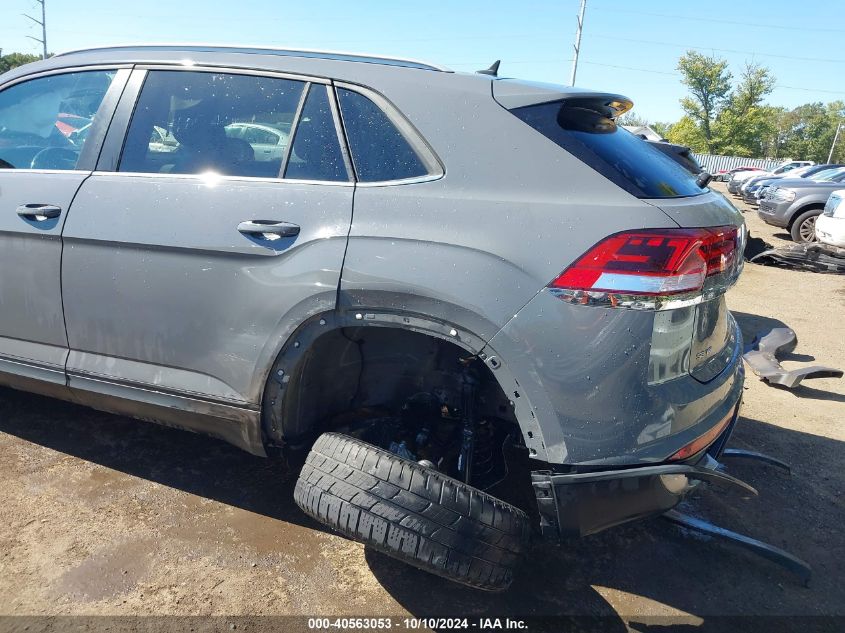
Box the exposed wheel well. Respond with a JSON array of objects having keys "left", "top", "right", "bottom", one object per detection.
[{"left": 266, "top": 325, "right": 518, "bottom": 447}]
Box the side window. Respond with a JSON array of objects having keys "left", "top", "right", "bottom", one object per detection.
[
  {"left": 284, "top": 84, "right": 347, "bottom": 182},
  {"left": 119, "top": 71, "right": 305, "bottom": 179},
  {"left": 0, "top": 70, "right": 116, "bottom": 170},
  {"left": 336, "top": 88, "right": 427, "bottom": 182}
]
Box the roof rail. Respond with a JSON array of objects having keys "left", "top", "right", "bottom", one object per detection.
[{"left": 53, "top": 43, "right": 452, "bottom": 72}]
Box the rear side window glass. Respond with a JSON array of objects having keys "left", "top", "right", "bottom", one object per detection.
[
  {"left": 0, "top": 70, "right": 116, "bottom": 170},
  {"left": 337, "top": 88, "right": 426, "bottom": 182},
  {"left": 284, "top": 84, "right": 347, "bottom": 182},
  {"left": 511, "top": 102, "right": 704, "bottom": 198},
  {"left": 119, "top": 71, "right": 305, "bottom": 178}
]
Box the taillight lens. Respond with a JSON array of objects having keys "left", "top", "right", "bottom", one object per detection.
[
  {"left": 668, "top": 408, "right": 734, "bottom": 461},
  {"left": 550, "top": 226, "right": 739, "bottom": 296}
]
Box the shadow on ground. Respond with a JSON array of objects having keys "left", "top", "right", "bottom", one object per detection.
[{"left": 0, "top": 381, "right": 842, "bottom": 629}]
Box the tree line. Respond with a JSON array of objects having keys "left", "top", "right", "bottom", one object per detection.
[
  {"left": 621, "top": 51, "right": 843, "bottom": 163},
  {"left": 0, "top": 52, "right": 41, "bottom": 74}
]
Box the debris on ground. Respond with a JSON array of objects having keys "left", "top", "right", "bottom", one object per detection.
[
  {"left": 743, "top": 232, "right": 774, "bottom": 261},
  {"left": 743, "top": 327, "right": 844, "bottom": 388},
  {"left": 749, "top": 242, "right": 845, "bottom": 274}
]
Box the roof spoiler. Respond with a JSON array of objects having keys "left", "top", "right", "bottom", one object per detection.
[{"left": 492, "top": 79, "right": 633, "bottom": 118}]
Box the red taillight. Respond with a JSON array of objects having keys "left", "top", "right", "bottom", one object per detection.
[
  {"left": 550, "top": 226, "right": 739, "bottom": 296},
  {"left": 668, "top": 409, "right": 734, "bottom": 461}
]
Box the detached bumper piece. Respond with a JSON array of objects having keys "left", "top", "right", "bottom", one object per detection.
[
  {"left": 533, "top": 450, "right": 812, "bottom": 584},
  {"left": 663, "top": 510, "right": 811, "bottom": 586},
  {"left": 531, "top": 458, "right": 755, "bottom": 539},
  {"left": 749, "top": 242, "right": 845, "bottom": 274},
  {"left": 744, "top": 327, "right": 843, "bottom": 389}
]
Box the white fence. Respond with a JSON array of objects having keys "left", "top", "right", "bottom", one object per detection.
[{"left": 693, "top": 153, "right": 782, "bottom": 174}]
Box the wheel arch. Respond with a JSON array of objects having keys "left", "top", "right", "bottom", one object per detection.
[
  {"left": 786, "top": 201, "right": 826, "bottom": 229},
  {"left": 259, "top": 309, "right": 552, "bottom": 461}
]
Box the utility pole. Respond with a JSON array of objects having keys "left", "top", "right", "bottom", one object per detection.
[
  {"left": 828, "top": 122, "right": 842, "bottom": 163},
  {"left": 23, "top": 0, "right": 48, "bottom": 59},
  {"left": 569, "top": 0, "right": 587, "bottom": 86}
]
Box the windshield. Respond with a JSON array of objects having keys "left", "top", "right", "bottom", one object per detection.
[
  {"left": 812, "top": 167, "right": 845, "bottom": 182},
  {"left": 786, "top": 165, "right": 814, "bottom": 177}
]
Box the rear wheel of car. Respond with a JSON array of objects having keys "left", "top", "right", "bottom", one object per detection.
[
  {"left": 790, "top": 209, "right": 821, "bottom": 243},
  {"left": 294, "top": 432, "right": 532, "bottom": 591}
]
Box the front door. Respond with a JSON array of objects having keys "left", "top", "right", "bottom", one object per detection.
[
  {"left": 61, "top": 68, "right": 353, "bottom": 409},
  {"left": 0, "top": 68, "right": 124, "bottom": 392}
]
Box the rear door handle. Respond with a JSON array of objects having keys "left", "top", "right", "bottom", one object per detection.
[
  {"left": 237, "top": 220, "right": 300, "bottom": 239},
  {"left": 17, "top": 204, "right": 62, "bottom": 220}
]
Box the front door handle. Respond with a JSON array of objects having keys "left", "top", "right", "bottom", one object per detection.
[
  {"left": 17, "top": 204, "right": 62, "bottom": 220},
  {"left": 237, "top": 220, "right": 300, "bottom": 239}
]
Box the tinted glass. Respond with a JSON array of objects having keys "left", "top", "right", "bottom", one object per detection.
[
  {"left": 120, "top": 71, "right": 304, "bottom": 178},
  {"left": 337, "top": 88, "right": 426, "bottom": 182},
  {"left": 511, "top": 102, "right": 704, "bottom": 198},
  {"left": 0, "top": 70, "right": 115, "bottom": 170},
  {"left": 284, "top": 85, "right": 347, "bottom": 182}
]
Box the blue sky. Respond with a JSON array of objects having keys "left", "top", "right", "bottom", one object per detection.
[{"left": 2, "top": 0, "right": 843, "bottom": 122}]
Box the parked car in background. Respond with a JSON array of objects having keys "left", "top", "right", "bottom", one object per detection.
[
  {"left": 758, "top": 167, "right": 845, "bottom": 242},
  {"left": 718, "top": 166, "right": 762, "bottom": 183},
  {"left": 726, "top": 167, "right": 766, "bottom": 192},
  {"left": 225, "top": 121, "right": 291, "bottom": 162},
  {"left": 815, "top": 190, "right": 845, "bottom": 248},
  {"left": 741, "top": 164, "right": 844, "bottom": 207},
  {"left": 728, "top": 160, "right": 814, "bottom": 195},
  {"left": 0, "top": 44, "right": 746, "bottom": 591}
]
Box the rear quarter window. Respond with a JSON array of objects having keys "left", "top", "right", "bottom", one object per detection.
[
  {"left": 511, "top": 101, "right": 704, "bottom": 198},
  {"left": 337, "top": 88, "right": 428, "bottom": 182}
]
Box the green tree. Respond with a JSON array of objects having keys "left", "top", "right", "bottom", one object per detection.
[
  {"left": 715, "top": 63, "right": 777, "bottom": 156},
  {"left": 0, "top": 52, "right": 40, "bottom": 74},
  {"left": 666, "top": 116, "right": 709, "bottom": 153},
  {"left": 650, "top": 121, "right": 673, "bottom": 138},
  {"left": 677, "top": 51, "right": 732, "bottom": 153},
  {"left": 777, "top": 101, "right": 845, "bottom": 162}
]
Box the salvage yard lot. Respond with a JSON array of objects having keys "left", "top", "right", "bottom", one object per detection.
[{"left": 0, "top": 182, "right": 842, "bottom": 629}]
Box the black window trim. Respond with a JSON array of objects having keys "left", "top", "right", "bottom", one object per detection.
[
  {"left": 97, "top": 63, "right": 354, "bottom": 186},
  {"left": 333, "top": 80, "right": 444, "bottom": 186},
  {"left": 0, "top": 64, "right": 133, "bottom": 173}
]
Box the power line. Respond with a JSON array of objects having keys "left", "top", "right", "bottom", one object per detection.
[
  {"left": 22, "top": 0, "right": 47, "bottom": 59},
  {"left": 591, "top": 34, "right": 845, "bottom": 65},
  {"left": 578, "top": 60, "right": 845, "bottom": 95},
  {"left": 590, "top": 6, "right": 845, "bottom": 34}
]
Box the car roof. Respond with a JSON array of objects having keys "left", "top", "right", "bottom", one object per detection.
[{"left": 52, "top": 43, "right": 451, "bottom": 72}]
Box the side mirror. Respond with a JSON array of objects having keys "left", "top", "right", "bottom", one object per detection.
[{"left": 696, "top": 172, "right": 713, "bottom": 189}]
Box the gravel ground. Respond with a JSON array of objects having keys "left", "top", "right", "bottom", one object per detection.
[{"left": 0, "top": 182, "right": 842, "bottom": 632}]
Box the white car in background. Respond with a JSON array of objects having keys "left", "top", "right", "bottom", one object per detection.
[
  {"left": 816, "top": 190, "right": 845, "bottom": 248},
  {"left": 225, "top": 122, "right": 290, "bottom": 162}
]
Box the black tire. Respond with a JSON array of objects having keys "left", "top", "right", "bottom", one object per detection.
[
  {"left": 790, "top": 209, "right": 821, "bottom": 243},
  {"left": 294, "top": 432, "right": 532, "bottom": 591}
]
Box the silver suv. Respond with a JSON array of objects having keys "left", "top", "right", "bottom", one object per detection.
[{"left": 0, "top": 45, "right": 746, "bottom": 591}]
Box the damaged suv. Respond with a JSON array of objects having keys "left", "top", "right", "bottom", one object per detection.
[{"left": 0, "top": 45, "right": 746, "bottom": 591}]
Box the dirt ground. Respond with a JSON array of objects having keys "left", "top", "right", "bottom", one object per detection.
[{"left": 0, "top": 182, "right": 843, "bottom": 632}]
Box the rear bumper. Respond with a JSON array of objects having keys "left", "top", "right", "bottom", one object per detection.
[{"left": 532, "top": 403, "right": 742, "bottom": 538}]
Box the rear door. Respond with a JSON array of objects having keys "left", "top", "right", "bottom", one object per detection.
[
  {"left": 0, "top": 67, "right": 127, "bottom": 392},
  {"left": 61, "top": 67, "right": 353, "bottom": 408}
]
